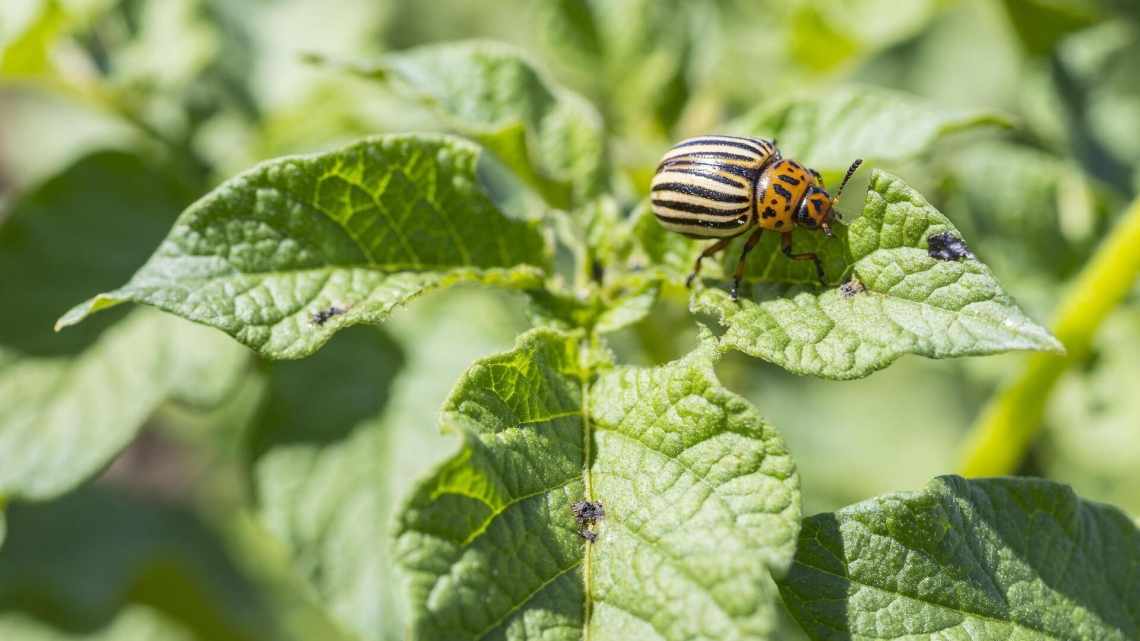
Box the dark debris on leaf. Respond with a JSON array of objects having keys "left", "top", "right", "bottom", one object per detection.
[
  {"left": 310, "top": 305, "right": 347, "bottom": 326},
  {"left": 572, "top": 500, "right": 604, "bottom": 543},
  {"left": 927, "top": 232, "right": 974, "bottom": 261},
  {"left": 571, "top": 500, "right": 605, "bottom": 524},
  {"left": 839, "top": 278, "right": 865, "bottom": 297}
]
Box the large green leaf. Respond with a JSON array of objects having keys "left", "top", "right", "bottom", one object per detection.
[
  {"left": 395, "top": 329, "right": 801, "bottom": 640},
  {"left": 0, "top": 149, "right": 249, "bottom": 503},
  {"left": 333, "top": 41, "right": 606, "bottom": 208},
  {"left": 250, "top": 289, "right": 531, "bottom": 641},
  {"left": 733, "top": 86, "right": 1010, "bottom": 173},
  {"left": 248, "top": 327, "right": 405, "bottom": 641},
  {"left": 0, "top": 309, "right": 248, "bottom": 501},
  {"left": 0, "top": 486, "right": 281, "bottom": 641},
  {"left": 692, "top": 170, "right": 1061, "bottom": 379},
  {"left": 778, "top": 475, "right": 1140, "bottom": 641},
  {"left": 56, "top": 135, "right": 550, "bottom": 359}
]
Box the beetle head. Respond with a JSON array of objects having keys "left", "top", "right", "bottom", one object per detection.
[{"left": 797, "top": 159, "right": 863, "bottom": 237}]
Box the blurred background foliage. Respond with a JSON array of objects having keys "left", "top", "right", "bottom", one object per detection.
[{"left": 1, "top": 0, "right": 1138, "bottom": 639}]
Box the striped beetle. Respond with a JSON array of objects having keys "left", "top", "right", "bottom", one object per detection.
[{"left": 651, "top": 135, "right": 862, "bottom": 299}]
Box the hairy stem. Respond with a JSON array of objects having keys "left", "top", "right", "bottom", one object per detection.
[{"left": 959, "top": 194, "right": 1140, "bottom": 476}]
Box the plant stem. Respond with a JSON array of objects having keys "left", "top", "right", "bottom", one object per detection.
[{"left": 958, "top": 194, "right": 1140, "bottom": 476}]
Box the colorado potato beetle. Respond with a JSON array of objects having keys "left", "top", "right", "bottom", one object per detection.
[{"left": 650, "top": 135, "right": 862, "bottom": 298}]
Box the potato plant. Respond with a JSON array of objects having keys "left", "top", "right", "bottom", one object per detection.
[{"left": 1, "top": 1, "right": 1138, "bottom": 640}]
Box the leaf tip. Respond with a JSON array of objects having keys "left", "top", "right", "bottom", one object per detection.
[{"left": 54, "top": 295, "right": 121, "bottom": 331}]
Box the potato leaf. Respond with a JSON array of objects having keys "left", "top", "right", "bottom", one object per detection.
[
  {"left": 0, "top": 150, "right": 249, "bottom": 503},
  {"left": 248, "top": 290, "right": 531, "bottom": 641},
  {"left": 56, "top": 135, "right": 550, "bottom": 359},
  {"left": 692, "top": 170, "right": 1062, "bottom": 379},
  {"left": 0, "top": 486, "right": 279, "bottom": 641},
  {"left": 778, "top": 475, "right": 1140, "bottom": 641},
  {"left": 0, "top": 310, "right": 248, "bottom": 501},
  {"left": 734, "top": 86, "right": 1011, "bottom": 172},
  {"left": 331, "top": 41, "right": 606, "bottom": 208},
  {"left": 395, "top": 329, "right": 800, "bottom": 640}
]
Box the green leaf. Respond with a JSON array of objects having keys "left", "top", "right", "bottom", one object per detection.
[
  {"left": 692, "top": 170, "right": 1062, "bottom": 379},
  {"left": 999, "top": 0, "right": 1104, "bottom": 55},
  {"left": 733, "top": 86, "right": 1011, "bottom": 173},
  {"left": 0, "top": 149, "right": 249, "bottom": 502},
  {"left": 778, "top": 475, "right": 1140, "bottom": 641},
  {"left": 786, "top": 0, "right": 948, "bottom": 73},
  {"left": 539, "top": 0, "right": 696, "bottom": 137},
  {"left": 0, "top": 309, "right": 248, "bottom": 501},
  {"left": 395, "top": 329, "right": 801, "bottom": 640},
  {"left": 0, "top": 486, "right": 281, "bottom": 641},
  {"left": 56, "top": 135, "right": 550, "bottom": 359},
  {"left": 330, "top": 41, "right": 606, "bottom": 208},
  {"left": 0, "top": 0, "right": 67, "bottom": 77},
  {"left": 536, "top": 0, "right": 603, "bottom": 61},
  {"left": 937, "top": 141, "right": 1119, "bottom": 303},
  {"left": 249, "top": 327, "right": 405, "bottom": 641},
  {"left": 0, "top": 607, "right": 195, "bottom": 641},
  {"left": 250, "top": 289, "right": 531, "bottom": 641}
]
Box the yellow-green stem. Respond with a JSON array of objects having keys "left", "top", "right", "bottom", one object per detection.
[{"left": 959, "top": 194, "right": 1140, "bottom": 476}]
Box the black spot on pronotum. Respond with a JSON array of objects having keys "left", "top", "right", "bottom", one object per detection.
[
  {"left": 310, "top": 305, "right": 347, "bottom": 326},
  {"left": 762, "top": 206, "right": 777, "bottom": 219},
  {"left": 927, "top": 232, "right": 974, "bottom": 261},
  {"left": 839, "top": 278, "right": 865, "bottom": 297},
  {"left": 772, "top": 183, "right": 793, "bottom": 199},
  {"left": 777, "top": 174, "right": 801, "bottom": 186}
]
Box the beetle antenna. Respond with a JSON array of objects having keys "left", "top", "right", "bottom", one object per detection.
[{"left": 833, "top": 158, "right": 863, "bottom": 204}]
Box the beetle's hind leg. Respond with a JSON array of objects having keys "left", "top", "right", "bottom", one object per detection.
[
  {"left": 731, "top": 229, "right": 764, "bottom": 300},
  {"left": 781, "top": 232, "right": 826, "bottom": 286},
  {"left": 686, "top": 237, "right": 734, "bottom": 289}
]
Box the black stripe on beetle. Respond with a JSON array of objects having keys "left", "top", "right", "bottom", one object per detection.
[
  {"left": 651, "top": 199, "right": 749, "bottom": 217},
  {"left": 651, "top": 182, "right": 749, "bottom": 203},
  {"left": 772, "top": 183, "right": 793, "bottom": 199},
  {"left": 778, "top": 174, "right": 802, "bottom": 186},
  {"left": 673, "top": 137, "right": 767, "bottom": 154},
  {"left": 658, "top": 168, "right": 748, "bottom": 189},
  {"left": 669, "top": 151, "right": 761, "bottom": 164},
  {"left": 659, "top": 160, "right": 755, "bottom": 180}
]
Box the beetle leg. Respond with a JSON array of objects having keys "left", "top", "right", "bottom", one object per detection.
[
  {"left": 686, "top": 237, "right": 734, "bottom": 288},
  {"left": 731, "top": 229, "right": 764, "bottom": 300},
  {"left": 781, "top": 232, "right": 826, "bottom": 286}
]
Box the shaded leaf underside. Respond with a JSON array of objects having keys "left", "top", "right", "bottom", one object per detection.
[{"left": 779, "top": 475, "right": 1140, "bottom": 641}]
